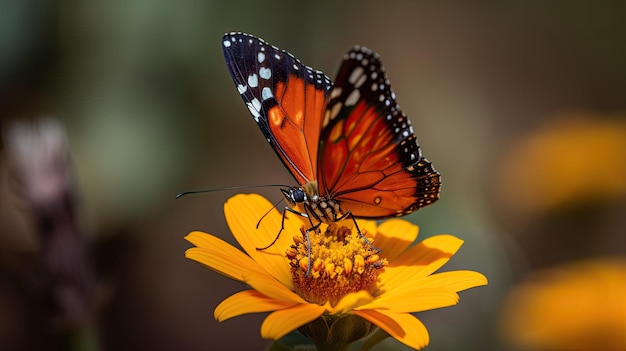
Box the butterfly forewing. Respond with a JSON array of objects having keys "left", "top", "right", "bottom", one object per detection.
[
  {"left": 222, "top": 32, "right": 332, "bottom": 186},
  {"left": 318, "top": 46, "right": 441, "bottom": 218}
]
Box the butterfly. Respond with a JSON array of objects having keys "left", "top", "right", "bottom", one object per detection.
[{"left": 222, "top": 32, "right": 441, "bottom": 237}]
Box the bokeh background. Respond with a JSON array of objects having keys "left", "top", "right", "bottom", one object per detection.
[{"left": 1, "top": 1, "right": 625, "bottom": 350}]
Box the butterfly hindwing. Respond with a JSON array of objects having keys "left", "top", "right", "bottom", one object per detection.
[
  {"left": 222, "top": 32, "right": 332, "bottom": 186},
  {"left": 318, "top": 46, "right": 441, "bottom": 218}
]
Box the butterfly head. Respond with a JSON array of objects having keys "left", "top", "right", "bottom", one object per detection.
[{"left": 281, "top": 187, "right": 306, "bottom": 208}]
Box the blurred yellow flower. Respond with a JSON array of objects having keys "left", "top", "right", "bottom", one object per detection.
[
  {"left": 185, "top": 193, "right": 487, "bottom": 350},
  {"left": 500, "top": 258, "right": 626, "bottom": 351},
  {"left": 496, "top": 114, "right": 626, "bottom": 214}
]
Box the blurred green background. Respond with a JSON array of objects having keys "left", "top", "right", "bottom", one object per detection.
[{"left": 1, "top": 1, "right": 624, "bottom": 350}]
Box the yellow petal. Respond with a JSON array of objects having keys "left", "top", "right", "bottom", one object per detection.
[
  {"left": 260, "top": 303, "right": 326, "bottom": 340},
  {"left": 359, "top": 287, "right": 459, "bottom": 312},
  {"left": 420, "top": 270, "right": 488, "bottom": 292},
  {"left": 375, "top": 219, "right": 419, "bottom": 261},
  {"left": 356, "top": 219, "right": 378, "bottom": 237},
  {"left": 243, "top": 270, "right": 307, "bottom": 304},
  {"left": 353, "top": 309, "right": 429, "bottom": 350},
  {"left": 185, "top": 247, "right": 244, "bottom": 281},
  {"left": 393, "top": 234, "right": 463, "bottom": 267},
  {"left": 185, "top": 230, "right": 225, "bottom": 248},
  {"left": 330, "top": 290, "right": 375, "bottom": 314},
  {"left": 381, "top": 235, "right": 463, "bottom": 290},
  {"left": 185, "top": 231, "right": 264, "bottom": 282},
  {"left": 215, "top": 290, "right": 297, "bottom": 322},
  {"left": 224, "top": 194, "right": 302, "bottom": 289}
]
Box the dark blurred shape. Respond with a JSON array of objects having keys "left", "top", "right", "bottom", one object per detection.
[{"left": 4, "top": 118, "right": 99, "bottom": 350}]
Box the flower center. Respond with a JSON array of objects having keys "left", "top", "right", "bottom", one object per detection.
[{"left": 286, "top": 224, "right": 387, "bottom": 306}]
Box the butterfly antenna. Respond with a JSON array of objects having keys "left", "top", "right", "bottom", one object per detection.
[
  {"left": 175, "top": 184, "right": 287, "bottom": 199},
  {"left": 256, "top": 197, "right": 285, "bottom": 229}
]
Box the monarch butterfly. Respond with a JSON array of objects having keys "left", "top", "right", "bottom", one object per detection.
[{"left": 222, "top": 32, "right": 440, "bottom": 239}]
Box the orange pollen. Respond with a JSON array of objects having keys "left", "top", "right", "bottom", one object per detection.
[{"left": 286, "top": 224, "right": 388, "bottom": 306}]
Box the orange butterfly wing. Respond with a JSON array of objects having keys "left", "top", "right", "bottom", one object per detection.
[
  {"left": 222, "top": 33, "right": 331, "bottom": 186},
  {"left": 318, "top": 47, "right": 441, "bottom": 218}
]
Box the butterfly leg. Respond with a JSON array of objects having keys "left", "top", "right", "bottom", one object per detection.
[
  {"left": 256, "top": 204, "right": 322, "bottom": 277},
  {"left": 282, "top": 204, "right": 322, "bottom": 277},
  {"left": 335, "top": 211, "right": 381, "bottom": 253},
  {"left": 300, "top": 204, "right": 327, "bottom": 276},
  {"left": 302, "top": 226, "right": 320, "bottom": 276},
  {"left": 256, "top": 206, "right": 308, "bottom": 251}
]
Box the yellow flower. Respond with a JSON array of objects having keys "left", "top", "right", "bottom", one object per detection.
[
  {"left": 496, "top": 113, "right": 626, "bottom": 215},
  {"left": 500, "top": 258, "right": 626, "bottom": 351},
  {"left": 185, "top": 194, "right": 487, "bottom": 350}
]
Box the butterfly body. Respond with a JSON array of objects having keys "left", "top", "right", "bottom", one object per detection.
[
  {"left": 222, "top": 32, "right": 441, "bottom": 230},
  {"left": 281, "top": 183, "right": 346, "bottom": 228}
]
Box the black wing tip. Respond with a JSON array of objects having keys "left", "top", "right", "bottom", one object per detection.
[
  {"left": 345, "top": 45, "right": 381, "bottom": 61},
  {"left": 351, "top": 45, "right": 373, "bottom": 54},
  {"left": 222, "top": 32, "right": 268, "bottom": 48},
  {"left": 223, "top": 31, "right": 251, "bottom": 39},
  {"left": 401, "top": 156, "right": 442, "bottom": 207},
  {"left": 409, "top": 157, "right": 441, "bottom": 176},
  {"left": 224, "top": 32, "right": 273, "bottom": 43}
]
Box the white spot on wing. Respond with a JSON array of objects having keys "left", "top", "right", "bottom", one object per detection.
[
  {"left": 329, "top": 87, "right": 342, "bottom": 99},
  {"left": 248, "top": 74, "right": 258, "bottom": 88},
  {"left": 262, "top": 87, "right": 273, "bottom": 100},
  {"left": 329, "top": 102, "right": 343, "bottom": 120},
  {"left": 355, "top": 74, "right": 367, "bottom": 88},
  {"left": 237, "top": 84, "right": 247, "bottom": 94},
  {"left": 258, "top": 52, "right": 265, "bottom": 63},
  {"left": 223, "top": 40, "right": 231, "bottom": 48},
  {"left": 345, "top": 89, "right": 360, "bottom": 106},
  {"left": 247, "top": 102, "right": 261, "bottom": 120},
  {"left": 259, "top": 67, "right": 271, "bottom": 79},
  {"left": 251, "top": 98, "right": 261, "bottom": 111},
  {"left": 348, "top": 66, "right": 364, "bottom": 84}
]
